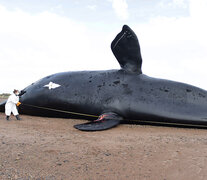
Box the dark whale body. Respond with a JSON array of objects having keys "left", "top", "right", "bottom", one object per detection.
[{"left": 1, "top": 25, "right": 207, "bottom": 131}]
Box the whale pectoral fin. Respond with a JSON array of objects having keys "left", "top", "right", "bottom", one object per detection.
[
  {"left": 74, "top": 112, "right": 123, "bottom": 131},
  {"left": 111, "top": 25, "right": 142, "bottom": 74}
]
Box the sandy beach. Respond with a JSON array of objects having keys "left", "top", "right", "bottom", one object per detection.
[{"left": 1, "top": 101, "right": 207, "bottom": 180}]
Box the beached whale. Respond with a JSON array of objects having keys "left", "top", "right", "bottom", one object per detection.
[{"left": 0, "top": 25, "right": 207, "bottom": 131}]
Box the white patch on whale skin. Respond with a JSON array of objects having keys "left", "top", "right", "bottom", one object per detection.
[{"left": 44, "top": 82, "right": 61, "bottom": 90}]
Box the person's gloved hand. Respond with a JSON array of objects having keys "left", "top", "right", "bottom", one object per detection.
[{"left": 17, "top": 102, "right": 21, "bottom": 106}]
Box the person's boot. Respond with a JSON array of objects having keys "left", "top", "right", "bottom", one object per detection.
[
  {"left": 16, "top": 115, "right": 21, "bottom": 120},
  {"left": 6, "top": 116, "right": 10, "bottom": 121}
]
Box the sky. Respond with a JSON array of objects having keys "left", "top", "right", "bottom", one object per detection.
[{"left": 0, "top": 0, "right": 207, "bottom": 93}]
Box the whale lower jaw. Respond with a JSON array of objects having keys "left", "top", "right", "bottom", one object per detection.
[
  {"left": 126, "top": 112, "right": 207, "bottom": 128},
  {"left": 125, "top": 118, "right": 207, "bottom": 129}
]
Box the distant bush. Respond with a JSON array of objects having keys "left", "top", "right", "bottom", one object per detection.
[{"left": 0, "top": 93, "right": 10, "bottom": 98}]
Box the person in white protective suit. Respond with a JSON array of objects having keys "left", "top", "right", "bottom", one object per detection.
[{"left": 5, "top": 89, "right": 21, "bottom": 120}]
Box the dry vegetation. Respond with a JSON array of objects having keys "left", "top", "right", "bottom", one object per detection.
[{"left": 0, "top": 93, "right": 10, "bottom": 99}]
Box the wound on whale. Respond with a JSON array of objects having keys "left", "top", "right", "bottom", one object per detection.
[{"left": 0, "top": 25, "right": 207, "bottom": 131}]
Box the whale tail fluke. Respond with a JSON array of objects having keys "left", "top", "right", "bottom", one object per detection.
[
  {"left": 111, "top": 25, "right": 142, "bottom": 74},
  {"left": 74, "top": 112, "right": 123, "bottom": 131}
]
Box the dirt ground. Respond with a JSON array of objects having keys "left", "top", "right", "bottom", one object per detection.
[{"left": 1, "top": 99, "right": 207, "bottom": 180}]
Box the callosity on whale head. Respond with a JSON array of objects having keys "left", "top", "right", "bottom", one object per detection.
[{"left": 1, "top": 25, "right": 207, "bottom": 131}]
